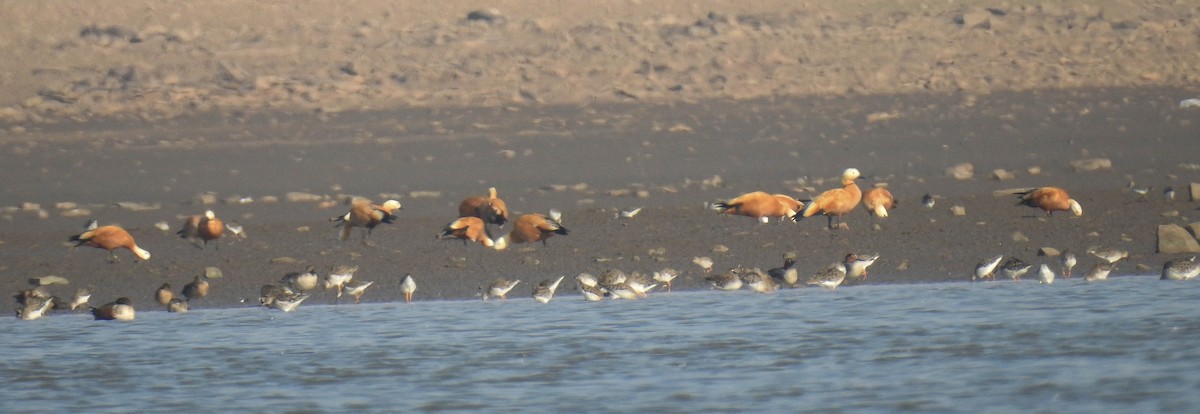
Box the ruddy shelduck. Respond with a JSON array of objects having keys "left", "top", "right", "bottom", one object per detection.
[
  {"left": 69, "top": 225, "right": 151, "bottom": 262},
  {"left": 178, "top": 210, "right": 225, "bottom": 249},
  {"left": 716, "top": 191, "right": 804, "bottom": 223},
  {"left": 1015, "top": 187, "right": 1082, "bottom": 217},
  {"left": 862, "top": 187, "right": 896, "bottom": 218},
  {"left": 439, "top": 216, "right": 497, "bottom": 248},
  {"left": 497, "top": 213, "right": 568, "bottom": 248},
  {"left": 331, "top": 199, "right": 402, "bottom": 242},
  {"left": 458, "top": 187, "right": 509, "bottom": 226},
  {"left": 92, "top": 297, "right": 135, "bottom": 321},
  {"left": 799, "top": 168, "right": 863, "bottom": 229}
]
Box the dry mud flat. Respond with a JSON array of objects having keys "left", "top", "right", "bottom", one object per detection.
[
  {"left": 1, "top": 87, "right": 1200, "bottom": 310},
  {"left": 1, "top": 1, "right": 1199, "bottom": 125}
]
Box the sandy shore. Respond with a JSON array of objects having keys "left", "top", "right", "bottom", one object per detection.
[{"left": 2, "top": 1, "right": 1200, "bottom": 311}]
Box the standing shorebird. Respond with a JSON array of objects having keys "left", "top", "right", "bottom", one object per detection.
[
  {"left": 67, "top": 288, "right": 92, "bottom": 311},
  {"left": 1161, "top": 257, "right": 1200, "bottom": 281},
  {"left": 1037, "top": 264, "right": 1056, "bottom": 284},
  {"left": 483, "top": 278, "right": 521, "bottom": 301},
  {"left": 69, "top": 225, "right": 151, "bottom": 263},
  {"left": 342, "top": 280, "right": 374, "bottom": 304},
  {"left": 653, "top": 268, "right": 679, "bottom": 292},
  {"left": 1060, "top": 251, "right": 1078, "bottom": 278},
  {"left": 1087, "top": 246, "right": 1128, "bottom": 264},
  {"left": 740, "top": 268, "right": 781, "bottom": 294},
  {"left": 92, "top": 297, "right": 136, "bottom": 321},
  {"left": 974, "top": 255, "right": 1004, "bottom": 281},
  {"left": 17, "top": 297, "right": 55, "bottom": 321},
  {"left": 922, "top": 193, "right": 936, "bottom": 209},
  {"left": 767, "top": 255, "right": 799, "bottom": 287},
  {"left": 1001, "top": 257, "right": 1033, "bottom": 282},
  {"left": 705, "top": 270, "right": 744, "bottom": 291},
  {"left": 692, "top": 256, "right": 714, "bottom": 273},
  {"left": 579, "top": 284, "right": 606, "bottom": 301},
  {"left": 325, "top": 265, "right": 357, "bottom": 302},
  {"left": 1015, "top": 187, "right": 1082, "bottom": 217},
  {"left": 281, "top": 266, "right": 320, "bottom": 294},
  {"left": 1084, "top": 262, "right": 1116, "bottom": 281},
  {"left": 799, "top": 168, "right": 864, "bottom": 229},
  {"left": 182, "top": 276, "right": 210, "bottom": 302},
  {"left": 400, "top": 274, "right": 417, "bottom": 303},
  {"left": 330, "top": 199, "right": 402, "bottom": 243},
  {"left": 268, "top": 293, "right": 309, "bottom": 312},
  {"left": 155, "top": 283, "right": 174, "bottom": 306},
  {"left": 532, "top": 276, "right": 565, "bottom": 304},
  {"left": 808, "top": 262, "right": 849, "bottom": 290},
  {"left": 845, "top": 253, "right": 879, "bottom": 279},
  {"left": 168, "top": 298, "right": 189, "bottom": 313}
]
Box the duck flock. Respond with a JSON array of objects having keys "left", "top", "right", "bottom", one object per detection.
[{"left": 12, "top": 168, "right": 1200, "bottom": 321}]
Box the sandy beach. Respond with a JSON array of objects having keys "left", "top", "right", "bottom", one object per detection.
[{"left": 2, "top": 1, "right": 1199, "bottom": 310}]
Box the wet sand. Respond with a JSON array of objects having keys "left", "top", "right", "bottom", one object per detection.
[{"left": 1, "top": 1, "right": 1200, "bottom": 310}]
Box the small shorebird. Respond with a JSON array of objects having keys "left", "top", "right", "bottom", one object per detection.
[
  {"left": 68, "top": 288, "right": 92, "bottom": 310},
  {"left": 458, "top": 187, "right": 509, "bottom": 226},
  {"left": 342, "top": 280, "right": 374, "bottom": 304},
  {"left": 92, "top": 297, "right": 135, "bottom": 321},
  {"left": 625, "top": 272, "right": 657, "bottom": 298},
  {"left": 604, "top": 283, "right": 639, "bottom": 300},
  {"left": 1037, "top": 264, "right": 1055, "bottom": 284},
  {"left": 224, "top": 222, "right": 246, "bottom": 240},
  {"left": 653, "top": 268, "right": 679, "bottom": 292},
  {"left": 579, "top": 284, "right": 606, "bottom": 301},
  {"left": 259, "top": 284, "right": 285, "bottom": 307},
  {"left": 1015, "top": 187, "right": 1082, "bottom": 217},
  {"left": 1163, "top": 187, "right": 1176, "bottom": 201},
  {"left": 69, "top": 225, "right": 151, "bottom": 263},
  {"left": 177, "top": 210, "right": 224, "bottom": 249},
  {"left": 483, "top": 278, "right": 520, "bottom": 301},
  {"left": 1084, "top": 262, "right": 1115, "bottom": 282},
  {"left": 974, "top": 255, "right": 1004, "bottom": 281},
  {"left": 845, "top": 253, "right": 879, "bottom": 279},
  {"left": 693, "top": 256, "right": 714, "bottom": 273},
  {"left": 740, "top": 268, "right": 780, "bottom": 294},
  {"left": 1161, "top": 257, "right": 1200, "bottom": 281},
  {"left": 268, "top": 293, "right": 309, "bottom": 312},
  {"left": 1128, "top": 182, "right": 1153, "bottom": 201},
  {"left": 325, "top": 265, "right": 357, "bottom": 302},
  {"left": 17, "top": 296, "right": 55, "bottom": 321},
  {"left": 400, "top": 274, "right": 417, "bottom": 303},
  {"left": 330, "top": 199, "right": 402, "bottom": 242},
  {"left": 281, "top": 266, "right": 319, "bottom": 293},
  {"left": 706, "top": 270, "right": 743, "bottom": 291},
  {"left": 155, "top": 283, "right": 174, "bottom": 306},
  {"left": 167, "top": 298, "right": 189, "bottom": 313},
  {"left": 1086, "top": 246, "right": 1128, "bottom": 264},
  {"left": 807, "top": 262, "right": 848, "bottom": 290},
  {"left": 619, "top": 207, "right": 642, "bottom": 219},
  {"left": 532, "top": 276, "right": 565, "bottom": 304},
  {"left": 439, "top": 216, "right": 499, "bottom": 248},
  {"left": 182, "top": 276, "right": 210, "bottom": 301},
  {"left": 597, "top": 269, "right": 628, "bottom": 291},
  {"left": 497, "top": 213, "right": 568, "bottom": 247},
  {"left": 1060, "top": 251, "right": 1078, "bottom": 278},
  {"left": 715, "top": 191, "right": 803, "bottom": 223},
  {"left": 922, "top": 193, "right": 936, "bottom": 209},
  {"left": 575, "top": 273, "right": 600, "bottom": 289},
  {"left": 862, "top": 187, "right": 896, "bottom": 218},
  {"left": 1001, "top": 257, "right": 1033, "bottom": 282},
  {"left": 799, "top": 168, "right": 864, "bottom": 229},
  {"left": 767, "top": 255, "right": 799, "bottom": 287}
]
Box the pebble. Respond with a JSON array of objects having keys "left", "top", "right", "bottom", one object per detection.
[
  {"left": 950, "top": 205, "right": 967, "bottom": 216},
  {"left": 1012, "top": 231, "right": 1029, "bottom": 243},
  {"left": 991, "top": 169, "right": 1015, "bottom": 181},
  {"left": 945, "top": 163, "right": 974, "bottom": 180},
  {"left": 205, "top": 267, "right": 224, "bottom": 279},
  {"left": 1038, "top": 247, "right": 1061, "bottom": 257},
  {"left": 1070, "top": 158, "right": 1112, "bottom": 172}
]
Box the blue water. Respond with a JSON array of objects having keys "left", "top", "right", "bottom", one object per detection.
[{"left": 4, "top": 277, "right": 1199, "bottom": 413}]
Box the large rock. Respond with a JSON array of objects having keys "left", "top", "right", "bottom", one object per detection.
[{"left": 1158, "top": 224, "right": 1200, "bottom": 254}]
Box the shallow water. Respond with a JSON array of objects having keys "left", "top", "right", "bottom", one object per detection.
[{"left": 4, "top": 277, "right": 1199, "bottom": 413}]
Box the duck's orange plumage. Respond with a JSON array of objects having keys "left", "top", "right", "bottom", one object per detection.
[
  {"left": 69, "top": 225, "right": 151, "bottom": 262},
  {"left": 458, "top": 187, "right": 509, "bottom": 226},
  {"left": 1016, "top": 187, "right": 1082, "bottom": 217},
  {"left": 800, "top": 168, "right": 863, "bottom": 229},
  {"left": 500, "top": 213, "right": 568, "bottom": 248},
  {"left": 178, "top": 210, "right": 224, "bottom": 248},
  {"left": 862, "top": 187, "right": 896, "bottom": 218},
  {"left": 716, "top": 191, "right": 804, "bottom": 222},
  {"left": 331, "top": 199, "right": 402, "bottom": 241},
  {"left": 439, "top": 216, "right": 496, "bottom": 248}
]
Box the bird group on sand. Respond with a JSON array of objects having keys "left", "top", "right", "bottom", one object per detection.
[{"left": 16, "top": 167, "right": 1198, "bottom": 322}]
